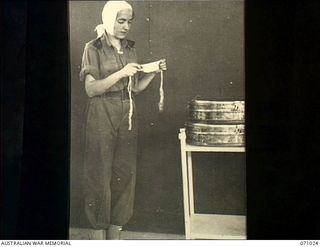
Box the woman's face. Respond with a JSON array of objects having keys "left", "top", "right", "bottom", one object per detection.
[{"left": 113, "top": 9, "right": 133, "bottom": 39}]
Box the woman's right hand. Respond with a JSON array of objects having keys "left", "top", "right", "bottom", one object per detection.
[{"left": 119, "top": 63, "right": 142, "bottom": 77}]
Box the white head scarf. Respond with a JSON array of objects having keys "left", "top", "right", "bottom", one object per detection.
[{"left": 95, "top": 1, "right": 133, "bottom": 38}]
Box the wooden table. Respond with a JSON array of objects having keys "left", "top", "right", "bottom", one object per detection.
[{"left": 178, "top": 128, "right": 246, "bottom": 239}]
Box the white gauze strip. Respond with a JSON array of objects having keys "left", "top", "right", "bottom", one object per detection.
[
  {"left": 158, "top": 70, "right": 164, "bottom": 112},
  {"left": 141, "top": 60, "right": 165, "bottom": 112},
  {"left": 127, "top": 76, "right": 133, "bottom": 130}
]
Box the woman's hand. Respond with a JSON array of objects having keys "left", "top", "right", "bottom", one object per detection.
[
  {"left": 133, "top": 59, "right": 167, "bottom": 93},
  {"left": 158, "top": 59, "right": 167, "bottom": 71},
  {"left": 119, "top": 63, "right": 142, "bottom": 77}
]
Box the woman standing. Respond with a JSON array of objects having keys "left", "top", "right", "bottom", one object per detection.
[{"left": 79, "top": 1, "right": 166, "bottom": 240}]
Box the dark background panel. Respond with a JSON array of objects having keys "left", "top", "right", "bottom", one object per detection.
[
  {"left": 16, "top": 1, "right": 69, "bottom": 239},
  {"left": 69, "top": 1, "right": 245, "bottom": 234},
  {"left": 1, "top": 0, "right": 27, "bottom": 239},
  {"left": 1, "top": 1, "right": 69, "bottom": 239},
  {"left": 246, "top": 1, "right": 320, "bottom": 239}
]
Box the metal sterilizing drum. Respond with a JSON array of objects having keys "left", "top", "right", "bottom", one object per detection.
[
  {"left": 185, "top": 122, "right": 245, "bottom": 146},
  {"left": 188, "top": 100, "right": 245, "bottom": 124}
]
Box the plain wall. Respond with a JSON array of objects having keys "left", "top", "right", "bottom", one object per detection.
[{"left": 69, "top": 0, "right": 244, "bottom": 234}]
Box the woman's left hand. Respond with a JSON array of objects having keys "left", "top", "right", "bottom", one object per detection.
[{"left": 159, "top": 59, "right": 167, "bottom": 71}]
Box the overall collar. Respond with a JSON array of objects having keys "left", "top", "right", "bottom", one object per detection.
[{"left": 101, "top": 31, "right": 135, "bottom": 50}]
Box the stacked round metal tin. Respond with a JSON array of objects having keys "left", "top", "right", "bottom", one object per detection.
[{"left": 186, "top": 100, "right": 245, "bottom": 146}]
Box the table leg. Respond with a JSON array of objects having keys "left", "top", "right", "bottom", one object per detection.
[
  {"left": 180, "top": 147, "right": 191, "bottom": 239},
  {"left": 187, "top": 151, "right": 195, "bottom": 216}
]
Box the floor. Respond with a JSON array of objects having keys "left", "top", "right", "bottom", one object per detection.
[{"left": 69, "top": 228, "right": 185, "bottom": 240}]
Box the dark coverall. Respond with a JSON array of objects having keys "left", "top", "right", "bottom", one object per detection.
[{"left": 80, "top": 32, "right": 139, "bottom": 229}]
